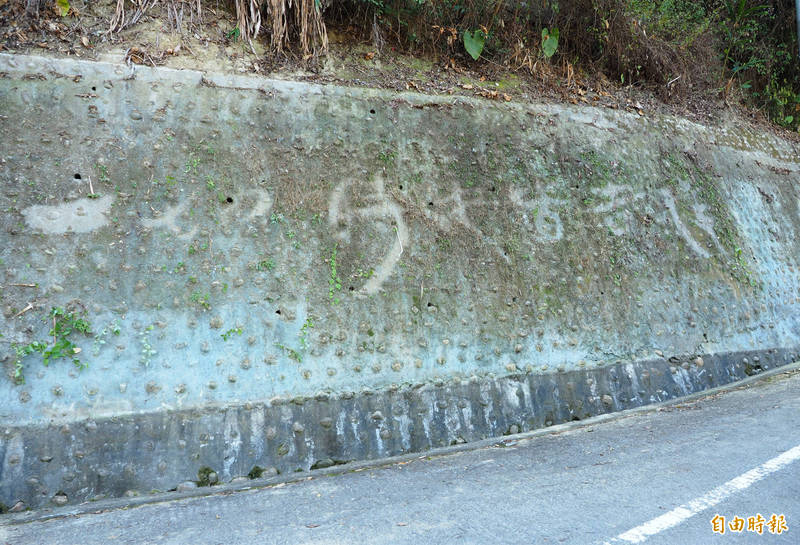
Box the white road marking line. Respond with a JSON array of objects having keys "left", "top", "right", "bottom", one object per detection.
[{"left": 604, "top": 443, "right": 800, "bottom": 544}]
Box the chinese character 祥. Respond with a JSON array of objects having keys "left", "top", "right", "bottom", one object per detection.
[
  {"left": 711, "top": 514, "right": 726, "bottom": 535},
  {"left": 747, "top": 514, "right": 766, "bottom": 534},
  {"left": 767, "top": 514, "right": 788, "bottom": 535},
  {"left": 728, "top": 516, "right": 745, "bottom": 533}
]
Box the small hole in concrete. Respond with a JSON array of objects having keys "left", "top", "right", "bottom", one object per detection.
[
  {"left": 91, "top": 86, "right": 96, "bottom": 91},
  {"left": 226, "top": 197, "right": 233, "bottom": 203},
  {"left": 74, "top": 173, "right": 82, "bottom": 180},
  {"left": 369, "top": 109, "right": 376, "bottom": 114},
  {"left": 275, "top": 309, "right": 281, "bottom": 315}
]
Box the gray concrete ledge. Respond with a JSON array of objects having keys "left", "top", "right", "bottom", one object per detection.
[{"left": 1, "top": 345, "right": 796, "bottom": 512}]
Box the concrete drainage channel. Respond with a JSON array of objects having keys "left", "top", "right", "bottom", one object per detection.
[{"left": 0, "top": 54, "right": 799, "bottom": 514}]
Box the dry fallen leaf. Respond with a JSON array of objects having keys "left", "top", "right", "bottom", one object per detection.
[
  {"left": 306, "top": 524, "right": 320, "bottom": 528},
  {"left": 461, "top": 83, "right": 473, "bottom": 90},
  {"left": 80, "top": 36, "right": 89, "bottom": 48},
  {"left": 364, "top": 51, "right": 375, "bottom": 60},
  {"left": 478, "top": 90, "right": 505, "bottom": 100}
]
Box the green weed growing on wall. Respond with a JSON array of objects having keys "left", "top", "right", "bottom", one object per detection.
[{"left": 12, "top": 307, "right": 92, "bottom": 384}]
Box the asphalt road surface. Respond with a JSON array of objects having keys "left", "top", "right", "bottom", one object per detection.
[{"left": 3, "top": 368, "right": 798, "bottom": 545}]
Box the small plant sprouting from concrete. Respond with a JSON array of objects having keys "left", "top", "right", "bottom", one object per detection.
[
  {"left": 187, "top": 239, "right": 209, "bottom": 256},
  {"left": 247, "top": 466, "right": 266, "bottom": 479},
  {"left": 328, "top": 244, "right": 342, "bottom": 304},
  {"left": 12, "top": 307, "right": 92, "bottom": 384},
  {"left": 299, "top": 317, "right": 313, "bottom": 349},
  {"left": 196, "top": 466, "right": 218, "bottom": 487},
  {"left": 184, "top": 157, "right": 201, "bottom": 175},
  {"left": 92, "top": 319, "right": 121, "bottom": 357},
  {"left": 378, "top": 148, "right": 397, "bottom": 168},
  {"left": 191, "top": 291, "right": 211, "bottom": 310},
  {"left": 274, "top": 317, "right": 313, "bottom": 362},
  {"left": 95, "top": 163, "right": 110, "bottom": 185},
  {"left": 275, "top": 342, "right": 302, "bottom": 363},
  {"left": 221, "top": 327, "right": 242, "bottom": 341},
  {"left": 256, "top": 257, "right": 275, "bottom": 271},
  {"left": 355, "top": 267, "right": 374, "bottom": 280},
  {"left": 139, "top": 324, "right": 156, "bottom": 367}
]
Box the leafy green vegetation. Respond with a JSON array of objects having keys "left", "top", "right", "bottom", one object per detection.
[
  {"left": 191, "top": 291, "right": 211, "bottom": 310},
  {"left": 12, "top": 307, "right": 93, "bottom": 384},
  {"left": 463, "top": 29, "right": 486, "bottom": 60},
  {"left": 299, "top": 317, "right": 314, "bottom": 349},
  {"left": 330, "top": 0, "right": 798, "bottom": 130},
  {"left": 27, "top": 0, "right": 800, "bottom": 130},
  {"left": 256, "top": 257, "right": 276, "bottom": 271},
  {"left": 221, "top": 327, "right": 243, "bottom": 341}
]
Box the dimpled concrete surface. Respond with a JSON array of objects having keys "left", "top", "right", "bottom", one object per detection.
[{"left": 0, "top": 53, "right": 798, "bottom": 509}]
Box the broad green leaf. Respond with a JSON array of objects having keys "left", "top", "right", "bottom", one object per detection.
[
  {"left": 56, "top": 0, "right": 70, "bottom": 17},
  {"left": 542, "top": 27, "right": 559, "bottom": 59},
  {"left": 463, "top": 30, "right": 485, "bottom": 61}
]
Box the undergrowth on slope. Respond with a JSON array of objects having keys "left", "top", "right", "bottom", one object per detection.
[{"left": 9, "top": 0, "right": 800, "bottom": 129}]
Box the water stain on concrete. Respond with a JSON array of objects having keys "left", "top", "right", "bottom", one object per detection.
[
  {"left": 141, "top": 199, "right": 198, "bottom": 240},
  {"left": 22, "top": 195, "right": 114, "bottom": 234}
]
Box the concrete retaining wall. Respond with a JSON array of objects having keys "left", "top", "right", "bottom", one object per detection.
[{"left": 0, "top": 53, "right": 798, "bottom": 510}]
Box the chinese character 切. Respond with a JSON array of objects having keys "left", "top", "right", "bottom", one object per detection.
[
  {"left": 711, "top": 514, "right": 726, "bottom": 535},
  {"left": 748, "top": 513, "right": 766, "bottom": 535},
  {"left": 767, "top": 514, "right": 788, "bottom": 535},
  {"left": 728, "top": 516, "right": 745, "bottom": 533}
]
